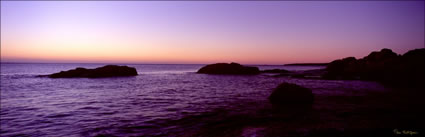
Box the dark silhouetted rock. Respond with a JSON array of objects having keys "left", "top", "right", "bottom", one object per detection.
[
  {"left": 268, "top": 83, "right": 314, "bottom": 105},
  {"left": 271, "top": 69, "right": 326, "bottom": 79},
  {"left": 324, "top": 48, "right": 401, "bottom": 80},
  {"left": 323, "top": 48, "right": 425, "bottom": 87},
  {"left": 323, "top": 57, "right": 358, "bottom": 80},
  {"left": 363, "top": 48, "right": 398, "bottom": 62},
  {"left": 47, "top": 65, "right": 138, "bottom": 78},
  {"left": 197, "top": 62, "right": 260, "bottom": 75},
  {"left": 261, "top": 69, "right": 290, "bottom": 73},
  {"left": 399, "top": 48, "right": 425, "bottom": 87}
]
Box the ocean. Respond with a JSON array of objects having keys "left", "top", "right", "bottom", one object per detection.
[{"left": 0, "top": 63, "right": 389, "bottom": 136}]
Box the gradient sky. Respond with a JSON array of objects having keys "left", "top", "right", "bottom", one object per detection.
[{"left": 1, "top": 1, "right": 424, "bottom": 64}]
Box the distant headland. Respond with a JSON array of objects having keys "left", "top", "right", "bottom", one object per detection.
[{"left": 284, "top": 63, "right": 329, "bottom": 66}]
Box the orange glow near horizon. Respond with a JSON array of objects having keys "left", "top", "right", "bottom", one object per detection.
[
  {"left": 1, "top": 1, "right": 424, "bottom": 65},
  {"left": 0, "top": 38, "right": 379, "bottom": 64},
  {"left": 1, "top": 32, "right": 354, "bottom": 64}
]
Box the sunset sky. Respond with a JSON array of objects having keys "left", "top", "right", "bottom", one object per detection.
[{"left": 1, "top": 1, "right": 424, "bottom": 64}]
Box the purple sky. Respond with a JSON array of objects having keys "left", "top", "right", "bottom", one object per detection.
[{"left": 1, "top": 1, "right": 424, "bottom": 64}]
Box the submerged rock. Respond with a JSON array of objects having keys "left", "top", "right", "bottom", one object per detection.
[
  {"left": 197, "top": 62, "right": 260, "bottom": 75},
  {"left": 268, "top": 83, "right": 314, "bottom": 105},
  {"left": 47, "top": 65, "right": 138, "bottom": 78}
]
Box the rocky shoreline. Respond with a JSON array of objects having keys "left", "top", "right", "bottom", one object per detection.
[
  {"left": 189, "top": 48, "right": 424, "bottom": 136},
  {"left": 36, "top": 48, "right": 424, "bottom": 136}
]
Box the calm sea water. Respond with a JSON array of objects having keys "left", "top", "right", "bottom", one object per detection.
[{"left": 0, "top": 63, "right": 388, "bottom": 136}]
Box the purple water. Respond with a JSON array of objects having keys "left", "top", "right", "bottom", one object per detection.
[{"left": 0, "top": 63, "right": 388, "bottom": 136}]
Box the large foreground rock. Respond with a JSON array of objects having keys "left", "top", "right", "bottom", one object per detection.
[
  {"left": 197, "top": 62, "right": 260, "bottom": 75},
  {"left": 268, "top": 83, "right": 314, "bottom": 105},
  {"left": 48, "top": 65, "right": 138, "bottom": 78}
]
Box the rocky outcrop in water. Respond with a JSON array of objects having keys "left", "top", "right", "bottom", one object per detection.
[
  {"left": 197, "top": 62, "right": 260, "bottom": 75},
  {"left": 268, "top": 83, "right": 314, "bottom": 105},
  {"left": 323, "top": 48, "right": 425, "bottom": 87},
  {"left": 261, "top": 69, "right": 290, "bottom": 74},
  {"left": 46, "top": 65, "right": 138, "bottom": 78}
]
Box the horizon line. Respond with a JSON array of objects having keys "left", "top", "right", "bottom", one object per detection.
[{"left": 0, "top": 61, "right": 331, "bottom": 66}]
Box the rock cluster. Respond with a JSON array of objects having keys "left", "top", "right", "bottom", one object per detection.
[
  {"left": 47, "top": 65, "right": 138, "bottom": 78},
  {"left": 323, "top": 48, "right": 424, "bottom": 87},
  {"left": 197, "top": 62, "right": 260, "bottom": 75}
]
